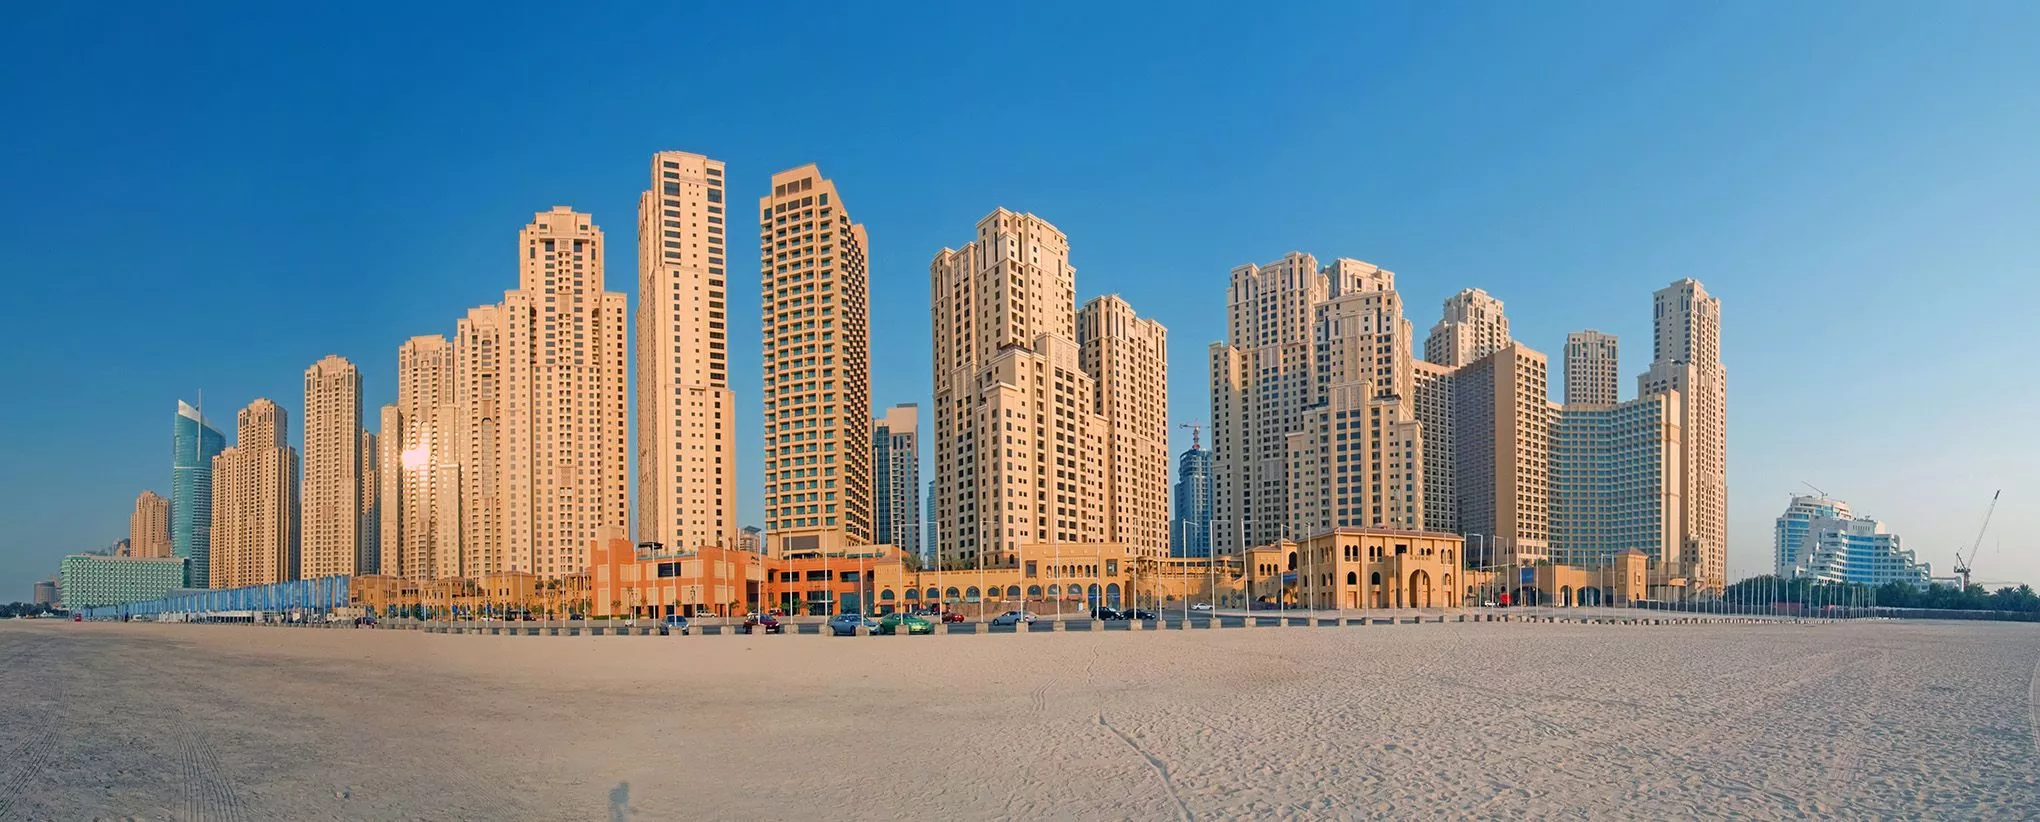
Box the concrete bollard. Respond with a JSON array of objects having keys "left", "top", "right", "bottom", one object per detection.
[{"left": 1126, "top": 618, "right": 1143, "bottom": 632}]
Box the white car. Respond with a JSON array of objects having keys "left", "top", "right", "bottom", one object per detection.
[
  {"left": 1190, "top": 603, "right": 1214, "bottom": 612},
  {"left": 990, "top": 610, "right": 1037, "bottom": 626}
]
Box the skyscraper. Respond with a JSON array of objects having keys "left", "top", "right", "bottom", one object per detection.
[
  {"left": 1209, "top": 253, "right": 1327, "bottom": 555},
  {"left": 376, "top": 404, "right": 401, "bottom": 576},
  {"left": 871, "top": 404, "right": 921, "bottom": 554},
  {"left": 932, "top": 209, "right": 1105, "bottom": 569},
  {"left": 1773, "top": 495, "right": 1927, "bottom": 586},
  {"left": 210, "top": 398, "right": 298, "bottom": 589},
  {"left": 924, "top": 479, "right": 937, "bottom": 566},
  {"left": 171, "top": 400, "right": 225, "bottom": 587},
  {"left": 1564, "top": 330, "right": 1620, "bottom": 406},
  {"left": 454, "top": 304, "right": 504, "bottom": 576},
  {"left": 301, "top": 355, "right": 361, "bottom": 579},
  {"left": 1424, "top": 288, "right": 1510, "bottom": 368},
  {"left": 636, "top": 151, "right": 736, "bottom": 555},
  {"left": 495, "top": 206, "right": 629, "bottom": 577},
  {"left": 359, "top": 430, "right": 379, "bottom": 575},
  {"left": 1452, "top": 342, "right": 1551, "bottom": 565},
  {"left": 1549, "top": 392, "right": 1682, "bottom": 566},
  {"left": 761, "top": 166, "right": 871, "bottom": 556},
  {"left": 1288, "top": 263, "right": 1422, "bottom": 535},
  {"left": 1211, "top": 254, "right": 1423, "bottom": 553},
  {"left": 130, "top": 490, "right": 171, "bottom": 559},
  {"left": 1638, "top": 278, "right": 1726, "bottom": 593},
  {"left": 393, "top": 335, "right": 456, "bottom": 579},
  {"left": 1171, "top": 433, "right": 1213, "bottom": 558},
  {"left": 1078, "top": 295, "right": 1171, "bottom": 560},
  {"left": 1411, "top": 360, "right": 1458, "bottom": 534}
]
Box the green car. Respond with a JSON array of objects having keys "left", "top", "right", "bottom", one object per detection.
[{"left": 877, "top": 612, "right": 935, "bottom": 635}]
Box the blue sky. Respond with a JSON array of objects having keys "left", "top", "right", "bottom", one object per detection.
[{"left": 3, "top": 2, "right": 2036, "bottom": 596}]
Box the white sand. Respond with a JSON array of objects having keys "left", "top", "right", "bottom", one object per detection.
[{"left": 1, "top": 618, "right": 2036, "bottom": 820}]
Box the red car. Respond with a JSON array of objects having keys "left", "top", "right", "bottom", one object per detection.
[
  {"left": 940, "top": 612, "right": 966, "bottom": 624},
  {"left": 742, "top": 614, "right": 784, "bottom": 634}
]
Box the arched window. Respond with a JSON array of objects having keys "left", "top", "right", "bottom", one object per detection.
[
  {"left": 1106, "top": 583, "right": 1122, "bottom": 608},
  {"left": 944, "top": 587, "right": 960, "bottom": 602},
  {"left": 965, "top": 586, "right": 981, "bottom": 602},
  {"left": 1005, "top": 585, "right": 1021, "bottom": 600},
  {"left": 903, "top": 589, "right": 920, "bottom": 601},
  {"left": 1287, "top": 552, "right": 1297, "bottom": 571},
  {"left": 1370, "top": 571, "right": 1382, "bottom": 586},
  {"left": 1026, "top": 585, "right": 1042, "bottom": 599},
  {"left": 1346, "top": 571, "right": 1358, "bottom": 585},
  {"left": 1047, "top": 584, "right": 1061, "bottom": 598},
  {"left": 880, "top": 589, "right": 896, "bottom": 601}
]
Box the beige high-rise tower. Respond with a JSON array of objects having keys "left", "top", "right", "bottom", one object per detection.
[
  {"left": 210, "top": 398, "right": 298, "bottom": 588},
  {"left": 636, "top": 151, "right": 736, "bottom": 555},
  {"left": 761, "top": 167, "right": 871, "bottom": 556},
  {"left": 129, "top": 490, "right": 171, "bottom": 559},
  {"left": 359, "top": 430, "right": 379, "bottom": 574},
  {"left": 1564, "top": 330, "right": 1620, "bottom": 406},
  {"left": 1424, "top": 288, "right": 1511, "bottom": 367},
  {"left": 1209, "top": 253, "right": 1328, "bottom": 554},
  {"left": 392, "top": 336, "right": 457, "bottom": 579},
  {"left": 454, "top": 304, "right": 504, "bottom": 576},
  {"left": 301, "top": 355, "right": 361, "bottom": 579},
  {"left": 932, "top": 210, "right": 1164, "bottom": 568},
  {"left": 1639, "top": 278, "right": 1726, "bottom": 593},
  {"left": 376, "top": 404, "right": 401, "bottom": 576},
  {"left": 1452, "top": 342, "right": 1551, "bottom": 565},
  {"left": 1286, "top": 262, "right": 1425, "bottom": 535},
  {"left": 1077, "top": 295, "right": 1170, "bottom": 561},
  {"left": 492, "top": 206, "right": 628, "bottom": 577}
]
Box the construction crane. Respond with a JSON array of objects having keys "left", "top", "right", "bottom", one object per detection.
[
  {"left": 1952, "top": 490, "right": 2001, "bottom": 590},
  {"left": 1800, "top": 481, "right": 1827, "bottom": 498},
  {"left": 1180, "top": 421, "right": 1204, "bottom": 450}
]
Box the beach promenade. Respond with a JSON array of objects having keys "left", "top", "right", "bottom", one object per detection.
[{"left": 1, "top": 618, "right": 2035, "bottom": 820}]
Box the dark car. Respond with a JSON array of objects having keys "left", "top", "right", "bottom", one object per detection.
[
  {"left": 660, "top": 615, "right": 691, "bottom": 635},
  {"left": 1091, "top": 607, "right": 1125, "bottom": 620},
  {"left": 742, "top": 614, "right": 784, "bottom": 634},
  {"left": 1123, "top": 609, "right": 1157, "bottom": 620}
]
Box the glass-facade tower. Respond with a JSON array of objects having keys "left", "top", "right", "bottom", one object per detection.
[
  {"left": 172, "top": 400, "right": 226, "bottom": 588},
  {"left": 1172, "top": 443, "right": 1213, "bottom": 557}
]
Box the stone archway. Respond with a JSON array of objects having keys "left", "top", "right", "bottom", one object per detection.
[
  {"left": 1560, "top": 585, "right": 1574, "bottom": 608},
  {"left": 1409, "top": 570, "right": 1432, "bottom": 609}
]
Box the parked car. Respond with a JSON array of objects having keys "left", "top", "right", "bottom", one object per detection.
[
  {"left": 1123, "top": 609, "right": 1157, "bottom": 620},
  {"left": 990, "top": 610, "right": 1037, "bottom": 627},
  {"left": 878, "top": 612, "right": 935, "bottom": 635},
  {"left": 660, "top": 615, "right": 691, "bottom": 635},
  {"left": 827, "top": 613, "right": 873, "bottom": 636},
  {"left": 1090, "top": 607, "right": 1125, "bottom": 620},
  {"left": 742, "top": 614, "right": 784, "bottom": 634},
  {"left": 1190, "top": 602, "right": 1214, "bottom": 612},
  {"left": 940, "top": 611, "right": 966, "bottom": 623}
]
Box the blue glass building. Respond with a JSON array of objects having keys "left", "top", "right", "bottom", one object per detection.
[
  {"left": 1172, "top": 443, "right": 1213, "bottom": 557},
  {"left": 172, "top": 400, "right": 226, "bottom": 588}
]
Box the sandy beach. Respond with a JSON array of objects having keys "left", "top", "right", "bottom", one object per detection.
[{"left": 1, "top": 618, "right": 2036, "bottom": 820}]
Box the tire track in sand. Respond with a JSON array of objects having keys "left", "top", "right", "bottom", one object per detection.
[
  {"left": 1098, "top": 714, "right": 1193, "bottom": 822},
  {"left": 0, "top": 723, "right": 58, "bottom": 819},
  {"left": 181, "top": 732, "right": 249, "bottom": 822}
]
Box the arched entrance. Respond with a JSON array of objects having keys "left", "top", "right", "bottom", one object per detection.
[
  {"left": 1559, "top": 585, "right": 1574, "bottom": 607},
  {"left": 1409, "top": 570, "right": 1433, "bottom": 609},
  {"left": 1370, "top": 571, "right": 1384, "bottom": 608},
  {"left": 1105, "top": 583, "right": 1122, "bottom": 608},
  {"left": 1442, "top": 574, "right": 1455, "bottom": 607},
  {"left": 1087, "top": 584, "right": 1102, "bottom": 608},
  {"left": 1579, "top": 586, "right": 1602, "bottom": 607}
]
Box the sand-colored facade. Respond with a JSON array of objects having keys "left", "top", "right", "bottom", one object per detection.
[
  {"left": 301, "top": 354, "right": 361, "bottom": 580},
  {"left": 1077, "top": 295, "right": 1171, "bottom": 561},
  {"left": 210, "top": 399, "right": 298, "bottom": 589},
  {"left": 761, "top": 165, "right": 872, "bottom": 556},
  {"left": 130, "top": 490, "right": 171, "bottom": 559},
  {"left": 636, "top": 151, "right": 737, "bottom": 558}
]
